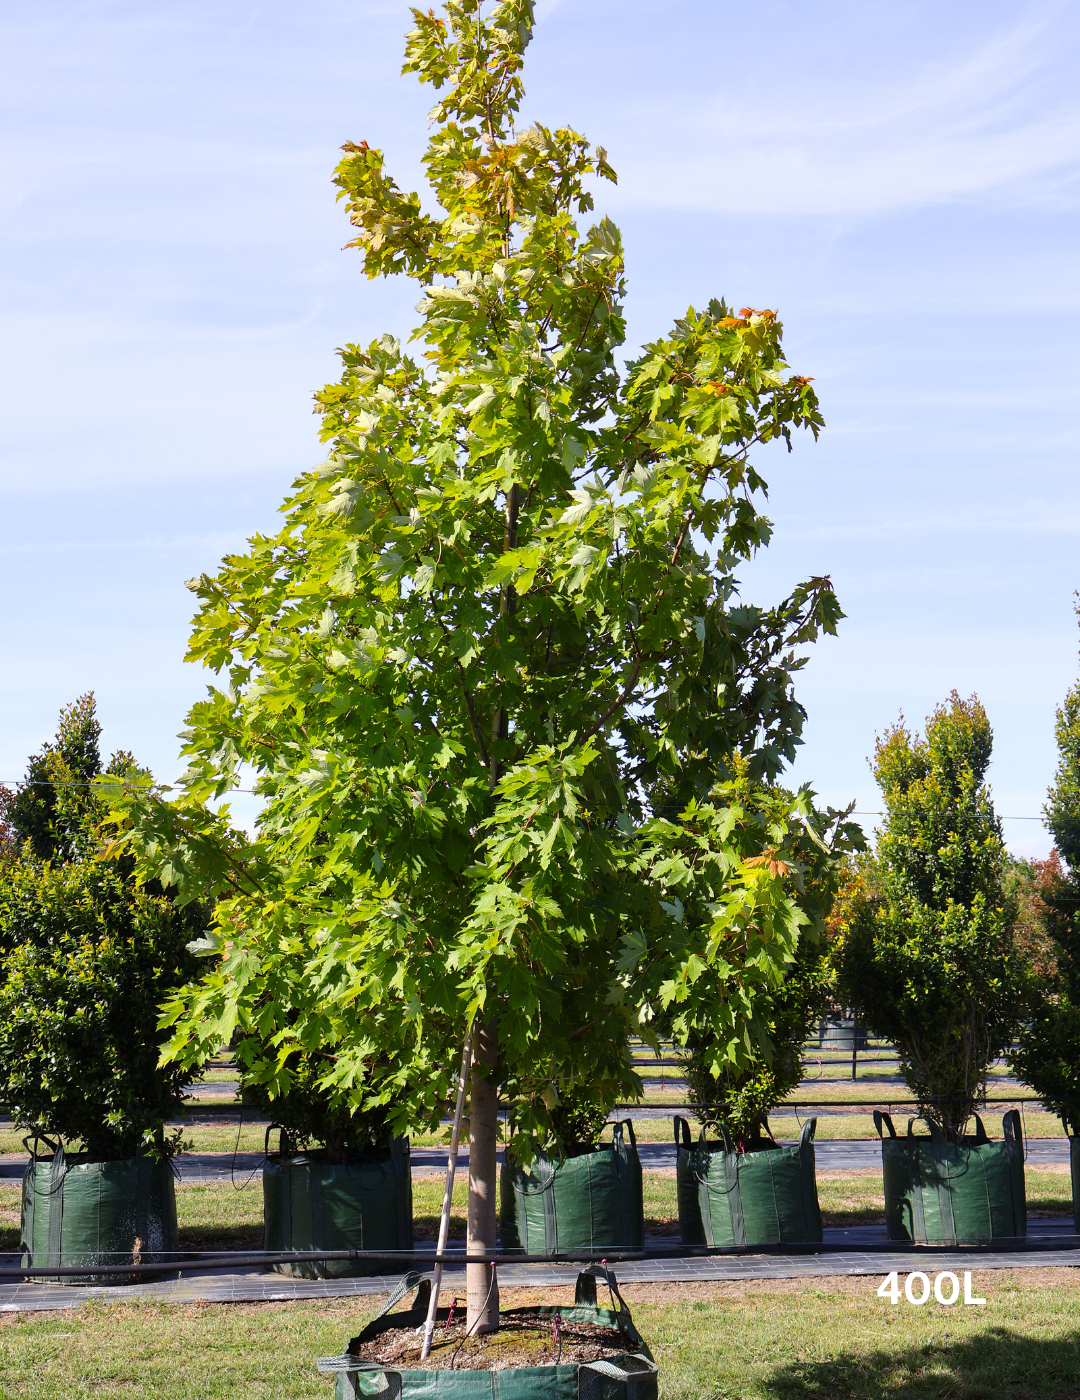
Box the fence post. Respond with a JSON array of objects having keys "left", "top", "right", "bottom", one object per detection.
[{"left": 852, "top": 1020, "right": 859, "bottom": 1083}]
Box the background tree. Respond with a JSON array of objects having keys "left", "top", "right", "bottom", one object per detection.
[
  {"left": 0, "top": 696, "right": 201, "bottom": 1160},
  {"left": 675, "top": 775, "right": 859, "bottom": 1147},
  {"left": 1003, "top": 852, "right": 1060, "bottom": 985},
  {"left": 1, "top": 693, "right": 104, "bottom": 862},
  {"left": 834, "top": 692, "right": 1027, "bottom": 1141},
  {"left": 111, "top": 0, "right": 847, "bottom": 1329},
  {"left": 1011, "top": 619, "right": 1080, "bottom": 1131},
  {"left": 238, "top": 1036, "right": 393, "bottom": 1159},
  {"left": 0, "top": 788, "right": 15, "bottom": 866}
]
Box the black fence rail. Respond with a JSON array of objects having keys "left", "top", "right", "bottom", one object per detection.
[
  {"left": 0, "top": 1031, "right": 1027, "bottom": 1124},
  {"left": 5, "top": 1232, "right": 1080, "bottom": 1281}
]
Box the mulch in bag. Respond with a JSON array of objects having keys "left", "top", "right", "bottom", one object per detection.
[{"left": 318, "top": 1264, "right": 659, "bottom": 1399}]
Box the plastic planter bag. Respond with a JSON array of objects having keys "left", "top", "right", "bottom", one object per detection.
[
  {"left": 1064, "top": 1129, "right": 1080, "bottom": 1233},
  {"left": 674, "top": 1116, "right": 822, "bottom": 1247},
  {"left": 21, "top": 1137, "right": 178, "bottom": 1284},
  {"left": 875, "top": 1110, "right": 1026, "bottom": 1245},
  {"left": 500, "top": 1121, "right": 643, "bottom": 1255},
  {"left": 318, "top": 1265, "right": 659, "bottom": 1399},
  {"left": 263, "top": 1127, "right": 413, "bottom": 1279}
]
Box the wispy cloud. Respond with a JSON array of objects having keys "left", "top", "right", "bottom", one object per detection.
[{"left": 609, "top": 4, "right": 1080, "bottom": 216}]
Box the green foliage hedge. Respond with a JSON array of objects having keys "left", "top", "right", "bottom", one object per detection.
[
  {"left": 674, "top": 773, "right": 861, "bottom": 1148},
  {"left": 0, "top": 695, "right": 201, "bottom": 1161},
  {"left": 835, "top": 691, "right": 1026, "bottom": 1140},
  {"left": 1011, "top": 636, "right": 1080, "bottom": 1133}
]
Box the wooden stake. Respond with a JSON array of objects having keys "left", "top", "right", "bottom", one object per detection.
[{"left": 419, "top": 1033, "right": 472, "bottom": 1361}]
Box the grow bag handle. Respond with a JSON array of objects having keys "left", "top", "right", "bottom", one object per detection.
[
  {"left": 971, "top": 1114, "right": 991, "bottom": 1145},
  {"left": 906, "top": 1117, "right": 946, "bottom": 1141},
  {"left": 22, "top": 1134, "right": 61, "bottom": 1163},
  {"left": 874, "top": 1111, "right": 897, "bottom": 1140},
  {"left": 1003, "top": 1108, "right": 1023, "bottom": 1149},
  {"left": 582, "top": 1355, "right": 659, "bottom": 1386},
  {"left": 374, "top": 1269, "right": 432, "bottom": 1321},
  {"left": 674, "top": 1116, "right": 693, "bottom": 1152},
  {"left": 265, "top": 1124, "right": 293, "bottom": 1157},
  {"left": 329, "top": 1272, "right": 432, "bottom": 1379},
  {"left": 315, "top": 1356, "right": 403, "bottom": 1395},
  {"left": 20, "top": 1134, "right": 68, "bottom": 1273},
  {"left": 797, "top": 1118, "right": 818, "bottom": 1146},
  {"left": 613, "top": 1117, "right": 637, "bottom": 1148},
  {"left": 574, "top": 1263, "right": 634, "bottom": 1332}
]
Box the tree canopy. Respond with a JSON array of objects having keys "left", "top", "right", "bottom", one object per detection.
[
  {"left": 1, "top": 693, "right": 105, "bottom": 863},
  {"left": 0, "top": 695, "right": 200, "bottom": 1160},
  {"left": 1011, "top": 612, "right": 1080, "bottom": 1133},
  {"left": 108, "top": 0, "right": 851, "bottom": 1322},
  {"left": 834, "top": 692, "right": 1026, "bottom": 1140}
]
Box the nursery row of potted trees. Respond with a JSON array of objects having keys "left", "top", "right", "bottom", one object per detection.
[
  {"left": 5, "top": 679, "right": 1080, "bottom": 1276},
  {"left": 7, "top": 3, "right": 1080, "bottom": 1385}
]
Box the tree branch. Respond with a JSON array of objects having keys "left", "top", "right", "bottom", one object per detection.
[
  {"left": 454, "top": 657, "right": 490, "bottom": 772},
  {"left": 579, "top": 656, "right": 642, "bottom": 745}
]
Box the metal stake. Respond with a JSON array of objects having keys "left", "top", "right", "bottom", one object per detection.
[{"left": 420, "top": 1032, "right": 473, "bottom": 1361}]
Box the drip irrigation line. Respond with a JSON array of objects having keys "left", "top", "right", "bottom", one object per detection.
[
  {"left": 851, "top": 811, "right": 1042, "bottom": 821},
  {"left": 3, "top": 1233, "right": 1080, "bottom": 1280},
  {"left": 613, "top": 1097, "right": 1056, "bottom": 1109}
]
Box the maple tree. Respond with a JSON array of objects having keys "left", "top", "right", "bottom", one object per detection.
[{"left": 109, "top": 0, "right": 849, "bottom": 1329}]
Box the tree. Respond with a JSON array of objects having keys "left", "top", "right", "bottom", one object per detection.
[
  {"left": 0, "top": 696, "right": 201, "bottom": 1160},
  {"left": 110, "top": 0, "right": 846, "bottom": 1330},
  {"left": 675, "top": 775, "right": 859, "bottom": 1147},
  {"left": 834, "top": 693, "right": 1027, "bottom": 1141},
  {"left": 1003, "top": 851, "right": 1059, "bottom": 985},
  {"left": 238, "top": 1036, "right": 393, "bottom": 1158},
  {"left": 1, "top": 692, "right": 104, "bottom": 862},
  {"left": 1010, "top": 618, "right": 1080, "bottom": 1131}
]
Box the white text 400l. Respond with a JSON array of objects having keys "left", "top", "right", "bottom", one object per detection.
[{"left": 877, "top": 1271, "right": 986, "bottom": 1306}]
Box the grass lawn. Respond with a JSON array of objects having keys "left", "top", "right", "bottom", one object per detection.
[
  {"left": 5, "top": 1272, "right": 1080, "bottom": 1397},
  {"left": 0, "top": 1164, "right": 1076, "bottom": 1398}
]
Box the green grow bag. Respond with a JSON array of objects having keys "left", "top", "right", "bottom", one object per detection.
[
  {"left": 319, "top": 1264, "right": 659, "bottom": 1399},
  {"left": 674, "top": 1115, "right": 822, "bottom": 1247},
  {"left": 263, "top": 1127, "right": 413, "bottom": 1279},
  {"left": 500, "top": 1121, "right": 643, "bottom": 1255},
  {"left": 1066, "top": 1133, "right": 1080, "bottom": 1232},
  {"left": 875, "top": 1109, "right": 1026, "bottom": 1245},
  {"left": 21, "top": 1137, "right": 178, "bottom": 1284}
]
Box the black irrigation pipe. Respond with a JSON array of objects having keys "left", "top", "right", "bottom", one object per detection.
[
  {"left": 5, "top": 1234, "right": 1080, "bottom": 1281},
  {"left": 614, "top": 1098, "right": 1055, "bottom": 1109}
]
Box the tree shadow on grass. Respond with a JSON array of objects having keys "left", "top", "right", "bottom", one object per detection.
[
  {"left": 177, "top": 1225, "right": 262, "bottom": 1253},
  {"left": 820, "top": 1207, "right": 884, "bottom": 1227},
  {"left": 758, "top": 1327, "right": 1080, "bottom": 1400}
]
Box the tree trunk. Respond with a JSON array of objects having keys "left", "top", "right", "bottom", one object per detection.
[{"left": 466, "top": 1015, "right": 500, "bottom": 1333}]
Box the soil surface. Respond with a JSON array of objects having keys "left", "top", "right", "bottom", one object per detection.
[{"left": 353, "top": 1313, "right": 638, "bottom": 1372}]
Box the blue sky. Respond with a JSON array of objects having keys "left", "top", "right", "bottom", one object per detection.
[{"left": 2, "top": 0, "right": 1078, "bottom": 854}]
